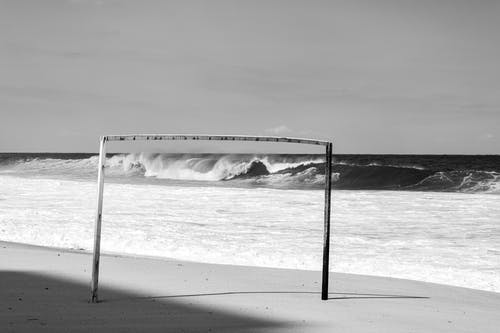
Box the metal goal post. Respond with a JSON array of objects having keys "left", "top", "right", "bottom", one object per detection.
[{"left": 90, "top": 134, "right": 333, "bottom": 302}]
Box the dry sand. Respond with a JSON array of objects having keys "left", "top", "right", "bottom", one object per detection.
[{"left": 1, "top": 241, "right": 499, "bottom": 332}]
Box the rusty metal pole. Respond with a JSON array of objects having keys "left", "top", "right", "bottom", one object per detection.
[
  {"left": 90, "top": 136, "right": 107, "bottom": 303},
  {"left": 321, "top": 142, "right": 333, "bottom": 300}
]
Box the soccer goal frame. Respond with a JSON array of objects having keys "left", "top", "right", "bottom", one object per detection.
[{"left": 90, "top": 134, "right": 333, "bottom": 302}]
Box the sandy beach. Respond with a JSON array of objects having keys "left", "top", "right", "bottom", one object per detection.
[
  {"left": 1, "top": 241, "right": 499, "bottom": 332},
  {"left": 2, "top": 1, "right": 500, "bottom": 332}
]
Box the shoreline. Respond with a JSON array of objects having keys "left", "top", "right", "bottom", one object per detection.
[
  {"left": 1, "top": 240, "right": 499, "bottom": 332},
  {"left": 3, "top": 240, "right": 498, "bottom": 295}
]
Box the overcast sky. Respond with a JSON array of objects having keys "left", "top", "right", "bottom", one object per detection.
[{"left": 1, "top": 0, "right": 499, "bottom": 153}]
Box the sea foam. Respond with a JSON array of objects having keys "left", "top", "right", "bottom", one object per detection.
[{"left": 1, "top": 174, "right": 498, "bottom": 292}]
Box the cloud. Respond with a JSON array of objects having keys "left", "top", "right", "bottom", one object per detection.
[{"left": 266, "top": 125, "right": 292, "bottom": 135}]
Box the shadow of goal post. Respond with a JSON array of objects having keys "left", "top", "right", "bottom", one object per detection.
[{"left": 90, "top": 134, "right": 333, "bottom": 302}]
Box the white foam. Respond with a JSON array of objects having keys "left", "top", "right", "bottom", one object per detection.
[
  {"left": 0, "top": 174, "right": 499, "bottom": 292},
  {"left": 106, "top": 153, "right": 323, "bottom": 181}
]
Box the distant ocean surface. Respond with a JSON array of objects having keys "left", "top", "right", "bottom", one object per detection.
[
  {"left": 1, "top": 153, "right": 500, "bottom": 192},
  {"left": 0, "top": 153, "right": 499, "bottom": 292}
]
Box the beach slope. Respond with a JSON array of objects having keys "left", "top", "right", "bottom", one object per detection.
[{"left": 1, "top": 241, "right": 499, "bottom": 332}]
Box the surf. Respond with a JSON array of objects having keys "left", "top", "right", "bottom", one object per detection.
[{"left": 0, "top": 153, "right": 499, "bottom": 193}]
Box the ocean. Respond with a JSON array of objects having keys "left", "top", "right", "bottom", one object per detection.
[{"left": 0, "top": 153, "right": 499, "bottom": 292}]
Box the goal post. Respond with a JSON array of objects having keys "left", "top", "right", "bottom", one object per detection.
[{"left": 90, "top": 134, "right": 333, "bottom": 302}]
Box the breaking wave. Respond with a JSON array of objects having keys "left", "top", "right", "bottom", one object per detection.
[{"left": 1, "top": 153, "right": 499, "bottom": 193}]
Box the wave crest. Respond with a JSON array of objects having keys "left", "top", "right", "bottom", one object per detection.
[
  {"left": 1, "top": 153, "right": 499, "bottom": 193},
  {"left": 107, "top": 153, "right": 279, "bottom": 181}
]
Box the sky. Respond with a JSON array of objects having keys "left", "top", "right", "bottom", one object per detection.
[{"left": 0, "top": 0, "right": 499, "bottom": 154}]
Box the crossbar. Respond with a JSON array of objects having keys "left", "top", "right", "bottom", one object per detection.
[
  {"left": 106, "top": 134, "right": 329, "bottom": 146},
  {"left": 90, "top": 134, "right": 333, "bottom": 302}
]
